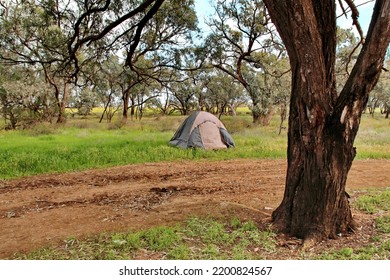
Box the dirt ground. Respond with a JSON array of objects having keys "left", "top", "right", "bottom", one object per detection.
[{"left": 1, "top": 159, "right": 389, "bottom": 259}]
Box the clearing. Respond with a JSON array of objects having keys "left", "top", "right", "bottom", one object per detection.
[{"left": 1, "top": 159, "right": 390, "bottom": 259}]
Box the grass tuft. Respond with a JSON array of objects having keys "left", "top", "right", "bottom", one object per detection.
[{"left": 355, "top": 189, "right": 390, "bottom": 214}]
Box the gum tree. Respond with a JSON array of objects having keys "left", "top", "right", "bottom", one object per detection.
[
  {"left": 204, "top": 0, "right": 281, "bottom": 124},
  {"left": 262, "top": 0, "right": 390, "bottom": 242},
  {"left": 0, "top": 0, "right": 73, "bottom": 123},
  {"left": 0, "top": 0, "right": 198, "bottom": 123}
]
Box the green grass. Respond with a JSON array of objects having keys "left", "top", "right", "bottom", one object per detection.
[
  {"left": 15, "top": 217, "right": 277, "bottom": 260},
  {"left": 376, "top": 216, "right": 390, "bottom": 234},
  {"left": 355, "top": 189, "right": 390, "bottom": 214},
  {"left": 313, "top": 189, "right": 390, "bottom": 260},
  {"left": 316, "top": 241, "right": 390, "bottom": 260},
  {"left": 354, "top": 115, "right": 390, "bottom": 159},
  {"left": 0, "top": 125, "right": 176, "bottom": 178},
  {"left": 0, "top": 112, "right": 389, "bottom": 179},
  {"left": 0, "top": 115, "right": 287, "bottom": 179}
]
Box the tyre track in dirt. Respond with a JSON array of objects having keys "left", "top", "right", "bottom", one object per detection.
[{"left": 0, "top": 159, "right": 389, "bottom": 258}]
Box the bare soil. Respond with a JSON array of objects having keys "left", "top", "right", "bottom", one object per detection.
[{"left": 1, "top": 159, "right": 389, "bottom": 259}]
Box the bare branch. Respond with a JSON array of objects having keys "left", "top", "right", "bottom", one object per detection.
[{"left": 343, "top": 0, "right": 366, "bottom": 42}]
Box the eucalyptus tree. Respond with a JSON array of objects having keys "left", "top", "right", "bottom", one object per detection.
[
  {"left": 72, "top": 86, "right": 97, "bottom": 117},
  {"left": 242, "top": 52, "right": 290, "bottom": 126},
  {"left": 65, "top": 0, "right": 199, "bottom": 122},
  {"left": 201, "top": 71, "right": 246, "bottom": 117},
  {"left": 335, "top": 27, "right": 360, "bottom": 93},
  {"left": 204, "top": 0, "right": 286, "bottom": 124},
  {"left": 147, "top": 87, "right": 175, "bottom": 115},
  {"left": 168, "top": 78, "right": 199, "bottom": 115},
  {"left": 0, "top": 0, "right": 198, "bottom": 123},
  {"left": 88, "top": 55, "right": 123, "bottom": 123},
  {"left": 0, "top": 65, "right": 54, "bottom": 129},
  {"left": 0, "top": 0, "right": 76, "bottom": 123},
  {"left": 263, "top": 0, "right": 389, "bottom": 242},
  {"left": 367, "top": 64, "right": 390, "bottom": 118},
  {"left": 270, "top": 57, "right": 291, "bottom": 134}
]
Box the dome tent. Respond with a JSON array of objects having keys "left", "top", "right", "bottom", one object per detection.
[{"left": 169, "top": 111, "right": 235, "bottom": 150}]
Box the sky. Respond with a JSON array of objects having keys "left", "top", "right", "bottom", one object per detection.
[
  {"left": 336, "top": 0, "right": 375, "bottom": 35},
  {"left": 194, "top": 0, "right": 376, "bottom": 37}
]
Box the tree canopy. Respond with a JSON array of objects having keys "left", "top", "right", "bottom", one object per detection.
[{"left": 1, "top": 0, "right": 387, "bottom": 127}]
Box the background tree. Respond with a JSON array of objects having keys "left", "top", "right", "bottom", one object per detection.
[
  {"left": 335, "top": 27, "right": 360, "bottom": 92},
  {"left": 0, "top": 0, "right": 75, "bottom": 123},
  {"left": 66, "top": 0, "right": 199, "bottom": 122},
  {"left": 90, "top": 55, "right": 123, "bottom": 123},
  {"left": 123, "top": 0, "right": 198, "bottom": 121},
  {"left": 0, "top": 65, "right": 54, "bottom": 129},
  {"left": 1, "top": 0, "right": 198, "bottom": 124},
  {"left": 202, "top": 71, "right": 247, "bottom": 117},
  {"left": 204, "top": 0, "right": 287, "bottom": 124},
  {"left": 367, "top": 64, "right": 390, "bottom": 118},
  {"left": 168, "top": 79, "right": 199, "bottom": 115},
  {"left": 149, "top": 87, "right": 176, "bottom": 115},
  {"left": 242, "top": 52, "right": 290, "bottom": 126},
  {"left": 263, "top": 0, "right": 390, "bottom": 242},
  {"left": 72, "top": 86, "right": 97, "bottom": 117}
]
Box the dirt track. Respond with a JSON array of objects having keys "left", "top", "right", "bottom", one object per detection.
[{"left": 1, "top": 159, "right": 389, "bottom": 259}]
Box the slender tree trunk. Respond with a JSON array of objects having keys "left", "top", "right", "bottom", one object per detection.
[
  {"left": 370, "top": 99, "right": 379, "bottom": 117},
  {"left": 228, "top": 104, "right": 237, "bottom": 116},
  {"left": 130, "top": 95, "right": 136, "bottom": 120},
  {"left": 278, "top": 103, "right": 287, "bottom": 135},
  {"left": 122, "top": 91, "right": 130, "bottom": 123},
  {"left": 44, "top": 70, "right": 68, "bottom": 124},
  {"left": 56, "top": 82, "right": 69, "bottom": 123},
  {"left": 251, "top": 99, "right": 262, "bottom": 124},
  {"left": 264, "top": 0, "right": 390, "bottom": 242},
  {"left": 9, "top": 112, "right": 17, "bottom": 129},
  {"left": 99, "top": 92, "right": 113, "bottom": 123}
]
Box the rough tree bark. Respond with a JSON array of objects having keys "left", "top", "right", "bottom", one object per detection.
[{"left": 262, "top": 0, "right": 390, "bottom": 241}]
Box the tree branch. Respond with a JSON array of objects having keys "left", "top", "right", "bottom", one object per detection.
[
  {"left": 126, "top": 0, "right": 166, "bottom": 68},
  {"left": 343, "top": 0, "right": 365, "bottom": 42},
  {"left": 334, "top": 0, "right": 390, "bottom": 121}
]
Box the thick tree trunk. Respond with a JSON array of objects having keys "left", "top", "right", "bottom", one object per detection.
[
  {"left": 252, "top": 110, "right": 261, "bottom": 124},
  {"left": 272, "top": 86, "right": 356, "bottom": 239},
  {"left": 264, "top": 0, "right": 390, "bottom": 241}
]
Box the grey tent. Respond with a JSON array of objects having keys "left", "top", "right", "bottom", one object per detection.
[{"left": 169, "top": 111, "right": 235, "bottom": 150}]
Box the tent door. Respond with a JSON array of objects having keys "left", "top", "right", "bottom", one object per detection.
[{"left": 198, "top": 121, "right": 226, "bottom": 150}]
